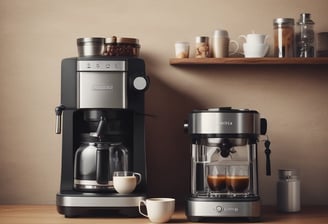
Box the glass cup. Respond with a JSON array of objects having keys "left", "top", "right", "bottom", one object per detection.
[
  {"left": 226, "top": 165, "right": 249, "bottom": 193},
  {"left": 207, "top": 164, "right": 226, "bottom": 192},
  {"left": 113, "top": 171, "right": 142, "bottom": 194}
]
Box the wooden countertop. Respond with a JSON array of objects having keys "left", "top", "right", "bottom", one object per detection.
[{"left": 0, "top": 205, "right": 327, "bottom": 223}]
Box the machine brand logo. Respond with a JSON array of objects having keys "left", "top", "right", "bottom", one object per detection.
[
  {"left": 93, "top": 84, "right": 114, "bottom": 91},
  {"left": 219, "top": 121, "right": 233, "bottom": 126}
]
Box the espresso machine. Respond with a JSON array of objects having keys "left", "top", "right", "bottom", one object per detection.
[
  {"left": 184, "top": 107, "right": 271, "bottom": 222},
  {"left": 55, "top": 57, "right": 149, "bottom": 217}
]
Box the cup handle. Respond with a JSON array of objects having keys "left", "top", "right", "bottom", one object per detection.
[
  {"left": 229, "top": 40, "right": 240, "bottom": 55},
  {"left": 134, "top": 172, "right": 142, "bottom": 185},
  {"left": 138, "top": 200, "right": 148, "bottom": 218},
  {"left": 239, "top": 35, "right": 247, "bottom": 42}
]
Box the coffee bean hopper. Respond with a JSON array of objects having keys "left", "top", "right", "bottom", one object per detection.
[{"left": 184, "top": 107, "right": 271, "bottom": 222}]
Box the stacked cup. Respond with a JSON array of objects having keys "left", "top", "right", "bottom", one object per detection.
[{"left": 240, "top": 33, "right": 269, "bottom": 58}]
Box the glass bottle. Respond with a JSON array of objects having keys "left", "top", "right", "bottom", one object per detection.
[{"left": 296, "top": 13, "right": 315, "bottom": 57}]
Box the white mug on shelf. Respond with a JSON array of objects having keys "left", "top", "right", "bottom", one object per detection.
[{"left": 239, "top": 33, "right": 269, "bottom": 45}]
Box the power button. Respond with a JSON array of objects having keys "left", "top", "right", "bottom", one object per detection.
[{"left": 216, "top": 206, "right": 223, "bottom": 213}]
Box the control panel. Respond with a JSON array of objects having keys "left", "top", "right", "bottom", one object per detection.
[{"left": 77, "top": 60, "right": 126, "bottom": 71}]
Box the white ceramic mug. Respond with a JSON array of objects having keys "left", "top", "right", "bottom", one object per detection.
[
  {"left": 138, "top": 198, "right": 175, "bottom": 223},
  {"left": 113, "top": 171, "right": 142, "bottom": 194}
]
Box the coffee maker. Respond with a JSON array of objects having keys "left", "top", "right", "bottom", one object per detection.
[
  {"left": 184, "top": 107, "right": 270, "bottom": 222},
  {"left": 55, "top": 57, "right": 149, "bottom": 217}
]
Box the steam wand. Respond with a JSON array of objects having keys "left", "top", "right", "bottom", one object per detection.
[{"left": 55, "top": 105, "right": 65, "bottom": 134}]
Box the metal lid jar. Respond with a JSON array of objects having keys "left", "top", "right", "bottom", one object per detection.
[
  {"left": 104, "top": 36, "right": 140, "bottom": 57},
  {"left": 273, "top": 18, "right": 295, "bottom": 57},
  {"left": 277, "top": 169, "right": 301, "bottom": 212},
  {"left": 195, "top": 36, "right": 210, "bottom": 58}
]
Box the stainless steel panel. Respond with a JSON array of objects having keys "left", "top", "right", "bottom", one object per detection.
[
  {"left": 189, "top": 112, "right": 260, "bottom": 135},
  {"left": 187, "top": 199, "right": 261, "bottom": 217},
  {"left": 78, "top": 71, "right": 127, "bottom": 108},
  {"left": 57, "top": 195, "right": 145, "bottom": 207}
]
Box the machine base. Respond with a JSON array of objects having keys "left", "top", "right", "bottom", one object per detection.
[
  {"left": 186, "top": 197, "right": 261, "bottom": 222},
  {"left": 56, "top": 192, "right": 145, "bottom": 218}
]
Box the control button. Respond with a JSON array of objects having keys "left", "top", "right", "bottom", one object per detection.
[
  {"left": 133, "top": 76, "right": 148, "bottom": 91},
  {"left": 216, "top": 206, "right": 223, "bottom": 213}
]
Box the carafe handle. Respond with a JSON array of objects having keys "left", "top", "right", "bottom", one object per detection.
[{"left": 96, "top": 143, "right": 109, "bottom": 184}]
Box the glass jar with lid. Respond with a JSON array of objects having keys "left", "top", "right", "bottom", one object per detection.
[
  {"left": 273, "top": 18, "right": 295, "bottom": 58},
  {"left": 295, "top": 13, "right": 315, "bottom": 57},
  {"left": 104, "top": 36, "right": 140, "bottom": 57}
]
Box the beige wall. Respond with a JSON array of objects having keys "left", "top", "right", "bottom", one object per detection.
[{"left": 0, "top": 0, "right": 328, "bottom": 206}]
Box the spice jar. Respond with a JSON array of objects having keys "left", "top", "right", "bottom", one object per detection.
[
  {"left": 273, "top": 18, "right": 295, "bottom": 57},
  {"left": 277, "top": 169, "right": 301, "bottom": 212},
  {"left": 195, "top": 36, "right": 210, "bottom": 58}
]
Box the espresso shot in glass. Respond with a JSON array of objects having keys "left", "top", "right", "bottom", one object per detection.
[
  {"left": 207, "top": 164, "right": 226, "bottom": 192},
  {"left": 226, "top": 164, "right": 249, "bottom": 193}
]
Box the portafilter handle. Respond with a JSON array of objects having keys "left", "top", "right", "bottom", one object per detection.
[{"left": 55, "top": 105, "right": 65, "bottom": 134}]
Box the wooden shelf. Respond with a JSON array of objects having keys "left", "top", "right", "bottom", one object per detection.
[{"left": 169, "top": 57, "right": 328, "bottom": 65}]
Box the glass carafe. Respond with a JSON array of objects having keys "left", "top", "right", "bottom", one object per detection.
[{"left": 74, "top": 142, "right": 129, "bottom": 191}]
